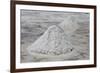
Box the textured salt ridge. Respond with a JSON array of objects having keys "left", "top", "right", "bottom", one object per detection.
[{"left": 27, "top": 25, "right": 74, "bottom": 55}]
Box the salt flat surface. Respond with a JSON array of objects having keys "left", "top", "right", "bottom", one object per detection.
[{"left": 20, "top": 10, "right": 89, "bottom": 63}]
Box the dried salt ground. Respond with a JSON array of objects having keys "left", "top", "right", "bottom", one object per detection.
[{"left": 21, "top": 15, "right": 89, "bottom": 62}]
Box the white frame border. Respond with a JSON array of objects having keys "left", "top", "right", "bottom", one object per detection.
[{"left": 16, "top": 4, "right": 94, "bottom": 69}]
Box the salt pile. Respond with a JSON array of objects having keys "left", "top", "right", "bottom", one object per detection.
[
  {"left": 27, "top": 25, "right": 74, "bottom": 55},
  {"left": 59, "top": 16, "right": 79, "bottom": 35}
]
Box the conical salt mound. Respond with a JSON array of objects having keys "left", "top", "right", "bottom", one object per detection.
[{"left": 27, "top": 25, "right": 73, "bottom": 55}]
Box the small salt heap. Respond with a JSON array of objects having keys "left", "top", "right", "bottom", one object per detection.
[{"left": 58, "top": 16, "right": 79, "bottom": 35}]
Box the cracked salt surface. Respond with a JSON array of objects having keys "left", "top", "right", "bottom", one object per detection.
[{"left": 20, "top": 10, "right": 89, "bottom": 63}]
